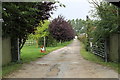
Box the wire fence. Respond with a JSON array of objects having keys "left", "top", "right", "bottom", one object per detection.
[{"left": 24, "top": 40, "right": 36, "bottom": 46}]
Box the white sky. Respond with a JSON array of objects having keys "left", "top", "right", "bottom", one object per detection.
[{"left": 51, "top": 0, "right": 93, "bottom": 20}]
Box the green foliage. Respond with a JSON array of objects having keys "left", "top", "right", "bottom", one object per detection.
[
  {"left": 29, "top": 20, "right": 58, "bottom": 47},
  {"left": 69, "top": 19, "right": 85, "bottom": 34},
  {"left": 2, "top": 2, "right": 56, "bottom": 50},
  {"left": 80, "top": 42, "right": 104, "bottom": 62},
  {"left": 2, "top": 63, "right": 22, "bottom": 77},
  {"left": 38, "top": 34, "right": 57, "bottom": 47},
  {"left": 90, "top": 1, "right": 119, "bottom": 42},
  {"left": 80, "top": 42, "right": 119, "bottom": 73},
  {"left": 29, "top": 20, "right": 50, "bottom": 40},
  {"left": 21, "top": 41, "right": 72, "bottom": 62},
  {"left": 78, "top": 34, "right": 87, "bottom": 44},
  {"left": 2, "top": 2, "right": 55, "bottom": 37},
  {"left": 2, "top": 2, "right": 57, "bottom": 62},
  {"left": 21, "top": 45, "right": 47, "bottom": 63}
]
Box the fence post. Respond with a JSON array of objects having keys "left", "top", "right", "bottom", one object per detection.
[
  {"left": 118, "top": 34, "right": 120, "bottom": 62},
  {"left": 104, "top": 38, "right": 108, "bottom": 62},
  {"left": 18, "top": 38, "right": 20, "bottom": 62},
  {"left": 44, "top": 36, "right": 46, "bottom": 51}
]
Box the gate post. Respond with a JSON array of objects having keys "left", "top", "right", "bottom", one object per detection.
[
  {"left": 104, "top": 37, "right": 110, "bottom": 62},
  {"left": 104, "top": 39, "right": 108, "bottom": 62}
]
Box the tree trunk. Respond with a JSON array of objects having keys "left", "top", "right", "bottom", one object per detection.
[
  {"left": 17, "top": 38, "right": 20, "bottom": 62},
  {"left": 19, "top": 38, "right": 26, "bottom": 50},
  {"left": 60, "top": 40, "right": 62, "bottom": 44},
  {"left": 36, "top": 40, "right": 38, "bottom": 48},
  {"left": 44, "top": 37, "right": 46, "bottom": 51},
  {"left": 11, "top": 38, "right": 19, "bottom": 62}
]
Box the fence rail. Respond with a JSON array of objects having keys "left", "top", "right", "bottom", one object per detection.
[
  {"left": 90, "top": 39, "right": 107, "bottom": 61},
  {"left": 24, "top": 40, "right": 36, "bottom": 46}
]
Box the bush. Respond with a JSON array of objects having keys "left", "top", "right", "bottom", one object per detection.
[
  {"left": 38, "top": 34, "right": 57, "bottom": 47},
  {"left": 78, "top": 34, "right": 87, "bottom": 44},
  {"left": 78, "top": 34, "right": 90, "bottom": 51},
  {"left": 49, "top": 16, "right": 75, "bottom": 42}
]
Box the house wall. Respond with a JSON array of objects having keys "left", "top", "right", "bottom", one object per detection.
[{"left": 2, "top": 37, "right": 12, "bottom": 65}]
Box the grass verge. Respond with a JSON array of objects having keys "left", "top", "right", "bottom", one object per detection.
[
  {"left": 2, "top": 40, "right": 72, "bottom": 77},
  {"left": 80, "top": 42, "right": 120, "bottom": 74}
]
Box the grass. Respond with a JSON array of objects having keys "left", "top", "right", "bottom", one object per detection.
[
  {"left": 2, "top": 63, "right": 22, "bottom": 77},
  {"left": 80, "top": 42, "right": 120, "bottom": 74},
  {"left": 21, "top": 41, "right": 72, "bottom": 63},
  {"left": 2, "top": 40, "right": 72, "bottom": 77}
]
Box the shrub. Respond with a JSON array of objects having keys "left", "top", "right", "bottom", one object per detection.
[{"left": 49, "top": 16, "right": 75, "bottom": 42}]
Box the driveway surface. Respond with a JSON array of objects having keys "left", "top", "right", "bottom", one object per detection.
[{"left": 5, "top": 39, "right": 118, "bottom": 78}]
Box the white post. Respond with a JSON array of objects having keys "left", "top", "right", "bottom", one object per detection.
[
  {"left": 44, "top": 36, "right": 46, "bottom": 51},
  {"left": 18, "top": 38, "right": 20, "bottom": 61}
]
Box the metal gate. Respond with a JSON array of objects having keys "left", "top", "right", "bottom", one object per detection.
[{"left": 90, "top": 39, "right": 108, "bottom": 62}]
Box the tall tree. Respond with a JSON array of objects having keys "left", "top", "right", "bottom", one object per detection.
[
  {"left": 49, "top": 16, "right": 75, "bottom": 42},
  {"left": 29, "top": 20, "right": 50, "bottom": 48},
  {"left": 2, "top": 2, "right": 56, "bottom": 62},
  {"left": 89, "top": 0, "right": 119, "bottom": 42},
  {"left": 2, "top": 2, "right": 56, "bottom": 50},
  {"left": 29, "top": 20, "right": 50, "bottom": 40},
  {"left": 69, "top": 19, "right": 85, "bottom": 34}
]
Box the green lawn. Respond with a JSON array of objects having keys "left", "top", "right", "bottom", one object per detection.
[
  {"left": 21, "top": 41, "right": 72, "bottom": 63},
  {"left": 80, "top": 42, "right": 120, "bottom": 73},
  {"left": 2, "top": 40, "right": 72, "bottom": 77}
]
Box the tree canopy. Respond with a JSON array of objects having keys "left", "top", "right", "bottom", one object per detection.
[
  {"left": 68, "top": 19, "right": 85, "bottom": 34},
  {"left": 49, "top": 16, "right": 75, "bottom": 42},
  {"left": 29, "top": 20, "right": 50, "bottom": 40},
  {"left": 89, "top": 0, "right": 119, "bottom": 42},
  {"left": 2, "top": 2, "right": 56, "bottom": 49}
]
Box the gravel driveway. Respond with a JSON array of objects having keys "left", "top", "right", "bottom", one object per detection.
[{"left": 5, "top": 39, "right": 118, "bottom": 78}]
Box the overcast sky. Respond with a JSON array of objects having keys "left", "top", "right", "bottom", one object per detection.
[{"left": 51, "top": 0, "right": 93, "bottom": 20}]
